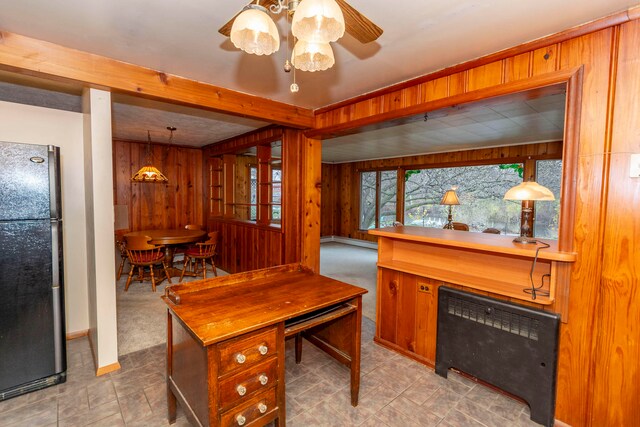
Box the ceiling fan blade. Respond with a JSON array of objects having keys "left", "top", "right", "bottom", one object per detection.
[
  {"left": 336, "top": 0, "right": 383, "bottom": 43},
  {"left": 218, "top": 0, "right": 280, "bottom": 37}
]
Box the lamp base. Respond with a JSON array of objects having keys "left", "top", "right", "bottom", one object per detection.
[{"left": 512, "top": 236, "right": 538, "bottom": 244}]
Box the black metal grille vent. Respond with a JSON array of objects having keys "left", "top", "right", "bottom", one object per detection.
[{"left": 446, "top": 296, "right": 540, "bottom": 341}]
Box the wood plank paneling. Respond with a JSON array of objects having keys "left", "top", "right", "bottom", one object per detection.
[
  {"left": 591, "top": 19, "right": 640, "bottom": 426},
  {"left": 112, "top": 139, "right": 204, "bottom": 232}
]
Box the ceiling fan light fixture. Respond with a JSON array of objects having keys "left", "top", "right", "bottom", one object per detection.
[
  {"left": 230, "top": 5, "right": 280, "bottom": 55},
  {"left": 291, "top": 0, "right": 345, "bottom": 43},
  {"left": 292, "top": 40, "right": 334, "bottom": 72}
]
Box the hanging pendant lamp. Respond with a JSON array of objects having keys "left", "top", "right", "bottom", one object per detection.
[
  {"left": 292, "top": 39, "right": 334, "bottom": 71},
  {"left": 230, "top": 3, "right": 280, "bottom": 55},
  {"left": 291, "top": 0, "right": 345, "bottom": 43},
  {"left": 131, "top": 129, "right": 171, "bottom": 183}
]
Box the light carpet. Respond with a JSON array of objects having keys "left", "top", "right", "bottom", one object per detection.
[
  {"left": 116, "top": 242, "right": 378, "bottom": 356},
  {"left": 116, "top": 266, "right": 228, "bottom": 356},
  {"left": 319, "top": 242, "right": 378, "bottom": 322}
]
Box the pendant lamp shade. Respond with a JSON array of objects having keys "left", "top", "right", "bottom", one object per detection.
[
  {"left": 132, "top": 129, "right": 170, "bottom": 183},
  {"left": 291, "top": 0, "right": 345, "bottom": 43},
  {"left": 230, "top": 5, "right": 280, "bottom": 56},
  {"left": 292, "top": 40, "right": 335, "bottom": 72}
]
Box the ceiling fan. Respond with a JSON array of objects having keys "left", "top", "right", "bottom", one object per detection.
[{"left": 218, "top": 0, "right": 383, "bottom": 45}]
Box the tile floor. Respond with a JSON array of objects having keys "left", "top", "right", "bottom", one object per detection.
[{"left": 0, "top": 318, "right": 543, "bottom": 427}]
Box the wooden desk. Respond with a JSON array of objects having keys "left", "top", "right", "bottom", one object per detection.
[
  {"left": 125, "top": 229, "right": 206, "bottom": 275},
  {"left": 162, "top": 264, "right": 367, "bottom": 427}
]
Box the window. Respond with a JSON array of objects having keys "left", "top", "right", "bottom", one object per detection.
[
  {"left": 404, "top": 164, "right": 523, "bottom": 234},
  {"left": 208, "top": 139, "right": 282, "bottom": 226},
  {"left": 534, "top": 159, "right": 562, "bottom": 239},
  {"left": 271, "top": 166, "right": 282, "bottom": 221},
  {"left": 359, "top": 170, "right": 397, "bottom": 230}
]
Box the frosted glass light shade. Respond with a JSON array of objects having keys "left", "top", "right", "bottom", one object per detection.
[
  {"left": 291, "top": 0, "right": 345, "bottom": 43},
  {"left": 292, "top": 40, "right": 335, "bottom": 72},
  {"left": 503, "top": 181, "right": 555, "bottom": 201},
  {"left": 230, "top": 6, "right": 280, "bottom": 55}
]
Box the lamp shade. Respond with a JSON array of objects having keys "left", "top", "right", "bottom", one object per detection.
[
  {"left": 132, "top": 165, "right": 168, "bottom": 182},
  {"left": 230, "top": 5, "right": 280, "bottom": 56},
  {"left": 440, "top": 190, "right": 460, "bottom": 206},
  {"left": 503, "top": 181, "right": 555, "bottom": 201},
  {"left": 291, "top": 0, "right": 345, "bottom": 43},
  {"left": 292, "top": 40, "right": 335, "bottom": 72}
]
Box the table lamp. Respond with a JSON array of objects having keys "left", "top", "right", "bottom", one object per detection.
[
  {"left": 440, "top": 189, "right": 460, "bottom": 230},
  {"left": 503, "top": 180, "right": 555, "bottom": 243}
]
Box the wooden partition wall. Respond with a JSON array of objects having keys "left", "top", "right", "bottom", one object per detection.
[
  {"left": 313, "top": 12, "right": 640, "bottom": 426},
  {"left": 112, "top": 139, "right": 204, "bottom": 231},
  {"left": 202, "top": 127, "right": 320, "bottom": 274},
  {"left": 321, "top": 141, "right": 563, "bottom": 241}
]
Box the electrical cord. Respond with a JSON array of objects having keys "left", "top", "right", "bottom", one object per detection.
[{"left": 523, "top": 241, "right": 551, "bottom": 300}]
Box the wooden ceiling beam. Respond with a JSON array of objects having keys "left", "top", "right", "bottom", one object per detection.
[{"left": 0, "top": 31, "right": 314, "bottom": 128}]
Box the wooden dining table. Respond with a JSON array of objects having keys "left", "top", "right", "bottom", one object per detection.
[{"left": 124, "top": 228, "right": 207, "bottom": 277}]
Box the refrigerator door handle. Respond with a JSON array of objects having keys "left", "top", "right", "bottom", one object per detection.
[
  {"left": 51, "top": 219, "right": 66, "bottom": 373},
  {"left": 52, "top": 286, "right": 65, "bottom": 373},
  {"left": 48, "top": 146, "right": 62, "bottom": 220}
]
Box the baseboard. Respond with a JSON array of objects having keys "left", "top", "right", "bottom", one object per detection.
[
  {"left": 66, "top": 330, "right": 89, "bottom": 340},
  {"left": 88, "top": 330, "right": 122, "bottom": 376},
  {"left": 95, "top": 361, "right": 122, "bottom": 376},
  {"left": 320, "top": 235, "right": 378, "bottom": 250}
]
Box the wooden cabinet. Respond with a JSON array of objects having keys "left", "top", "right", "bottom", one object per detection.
[
  {"left": 371, "top": 226, "right": 577, "bottom": 367},
  {"left": 376, "top": 269, "right": 441, "bottom": 365}
]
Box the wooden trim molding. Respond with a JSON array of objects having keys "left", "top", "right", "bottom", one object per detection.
[
  {"left": 314, "top": 7, "right": 636, "bottom": 114},
  {"left": 66, "top": 330, "right": 89, "bottom": 340},
  {"left": 0, "top": 32, "right": 313, "bottom": 128},
  {"left": 96, "top": 362, "right": 122, "bottom": 377},
  {"left": 308, "top": 69, "right": 580, "bottom": 139}
]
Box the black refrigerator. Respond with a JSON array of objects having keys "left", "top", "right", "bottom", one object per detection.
[{"left": 0, "top": 141, "right": 66, "bottom": 400}]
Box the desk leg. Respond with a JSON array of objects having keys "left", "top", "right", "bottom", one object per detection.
[
  {"left": 167, "top": 310, "right": 177, "bottom": 424},
  {"left": 351, "top": 296, "right": 363, "bottom": 407}
]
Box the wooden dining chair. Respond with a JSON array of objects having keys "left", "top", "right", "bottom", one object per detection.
[
  {"left": 115, "top": 230, "right": 129, "bottom": 280},
  {"left": 451, "top": 222, "right": 469, "bottom": 231},
  {"left": 124, "top": 235, "right": 172, "bottom": 292},
  {"left": 175, "top": 224, "right": 204, "bottom": 269},
  {"left": 482, "top": 227, "right": 501, "bottom": 234},
  {"left": 180, "top": 231, "right": 218, "bottom": 281}
]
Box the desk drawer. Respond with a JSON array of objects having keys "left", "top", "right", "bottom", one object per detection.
[
  {"left": 220, "top": 387, "right": 277, "bottom": 427},
  {"left": 218, "top": 327, "right": 277, "bottom": 376},
  {"left": 219, "top": 356, "right": 277, "bottom": 409}
]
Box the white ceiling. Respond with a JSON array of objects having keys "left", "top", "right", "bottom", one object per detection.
[
  {"left": 0, "top": 1, "right": 630, "bottom": 159},
  {"left": 322, "top": 92, "right": 566, "bottom": 163},
  {"left": 0, "top": 0, "right": 634, "bottom": 110}
]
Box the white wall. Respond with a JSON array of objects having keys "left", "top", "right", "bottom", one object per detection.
[
  {"left": 0, "top": 100, "right": 89, "bottom": 334},
  {"left": 82, "top": 88, "right": 118, "bottom": 370}
]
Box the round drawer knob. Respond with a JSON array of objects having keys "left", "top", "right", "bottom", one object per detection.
[
  {"left": 235, "top": 353, "right": 246, "bottom": 364},
  {"left": 236, "top": 414, "right": 246, "bottom": 426},
  {"left": 258, "top": 403, "right": 268, "bottom": 414},
  {"left": 236, "top": 385, "right": 246, "bottom": 396},
  {"left": 258, "top": 345, "right": 268, "bottom": 355},
  {"left": 259, "top": 374, "right": 268, "bottom": 385}
]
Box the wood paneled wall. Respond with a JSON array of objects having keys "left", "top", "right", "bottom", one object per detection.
[
  {"left": 202, "top": 127, "right": 318, "bottom": 274},
  {"left": 112, "top": 139, "right": 204, "bottom": 231},
  {"left": 321, "top": 142, "right": 563, "bottom": 242},
  {"left": 315, "top": 10, "right": 640, "bottom": 426}
]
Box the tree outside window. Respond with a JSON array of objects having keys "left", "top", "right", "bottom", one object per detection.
[
  {"left": 403, "top": 164, "right": 523, "bottom": 234},
  {"left": 534, "top": 160, "right": 562, "bottom": 239},
  {"left": 359, "top": 170, "right": 397, "bottom": 229}
]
